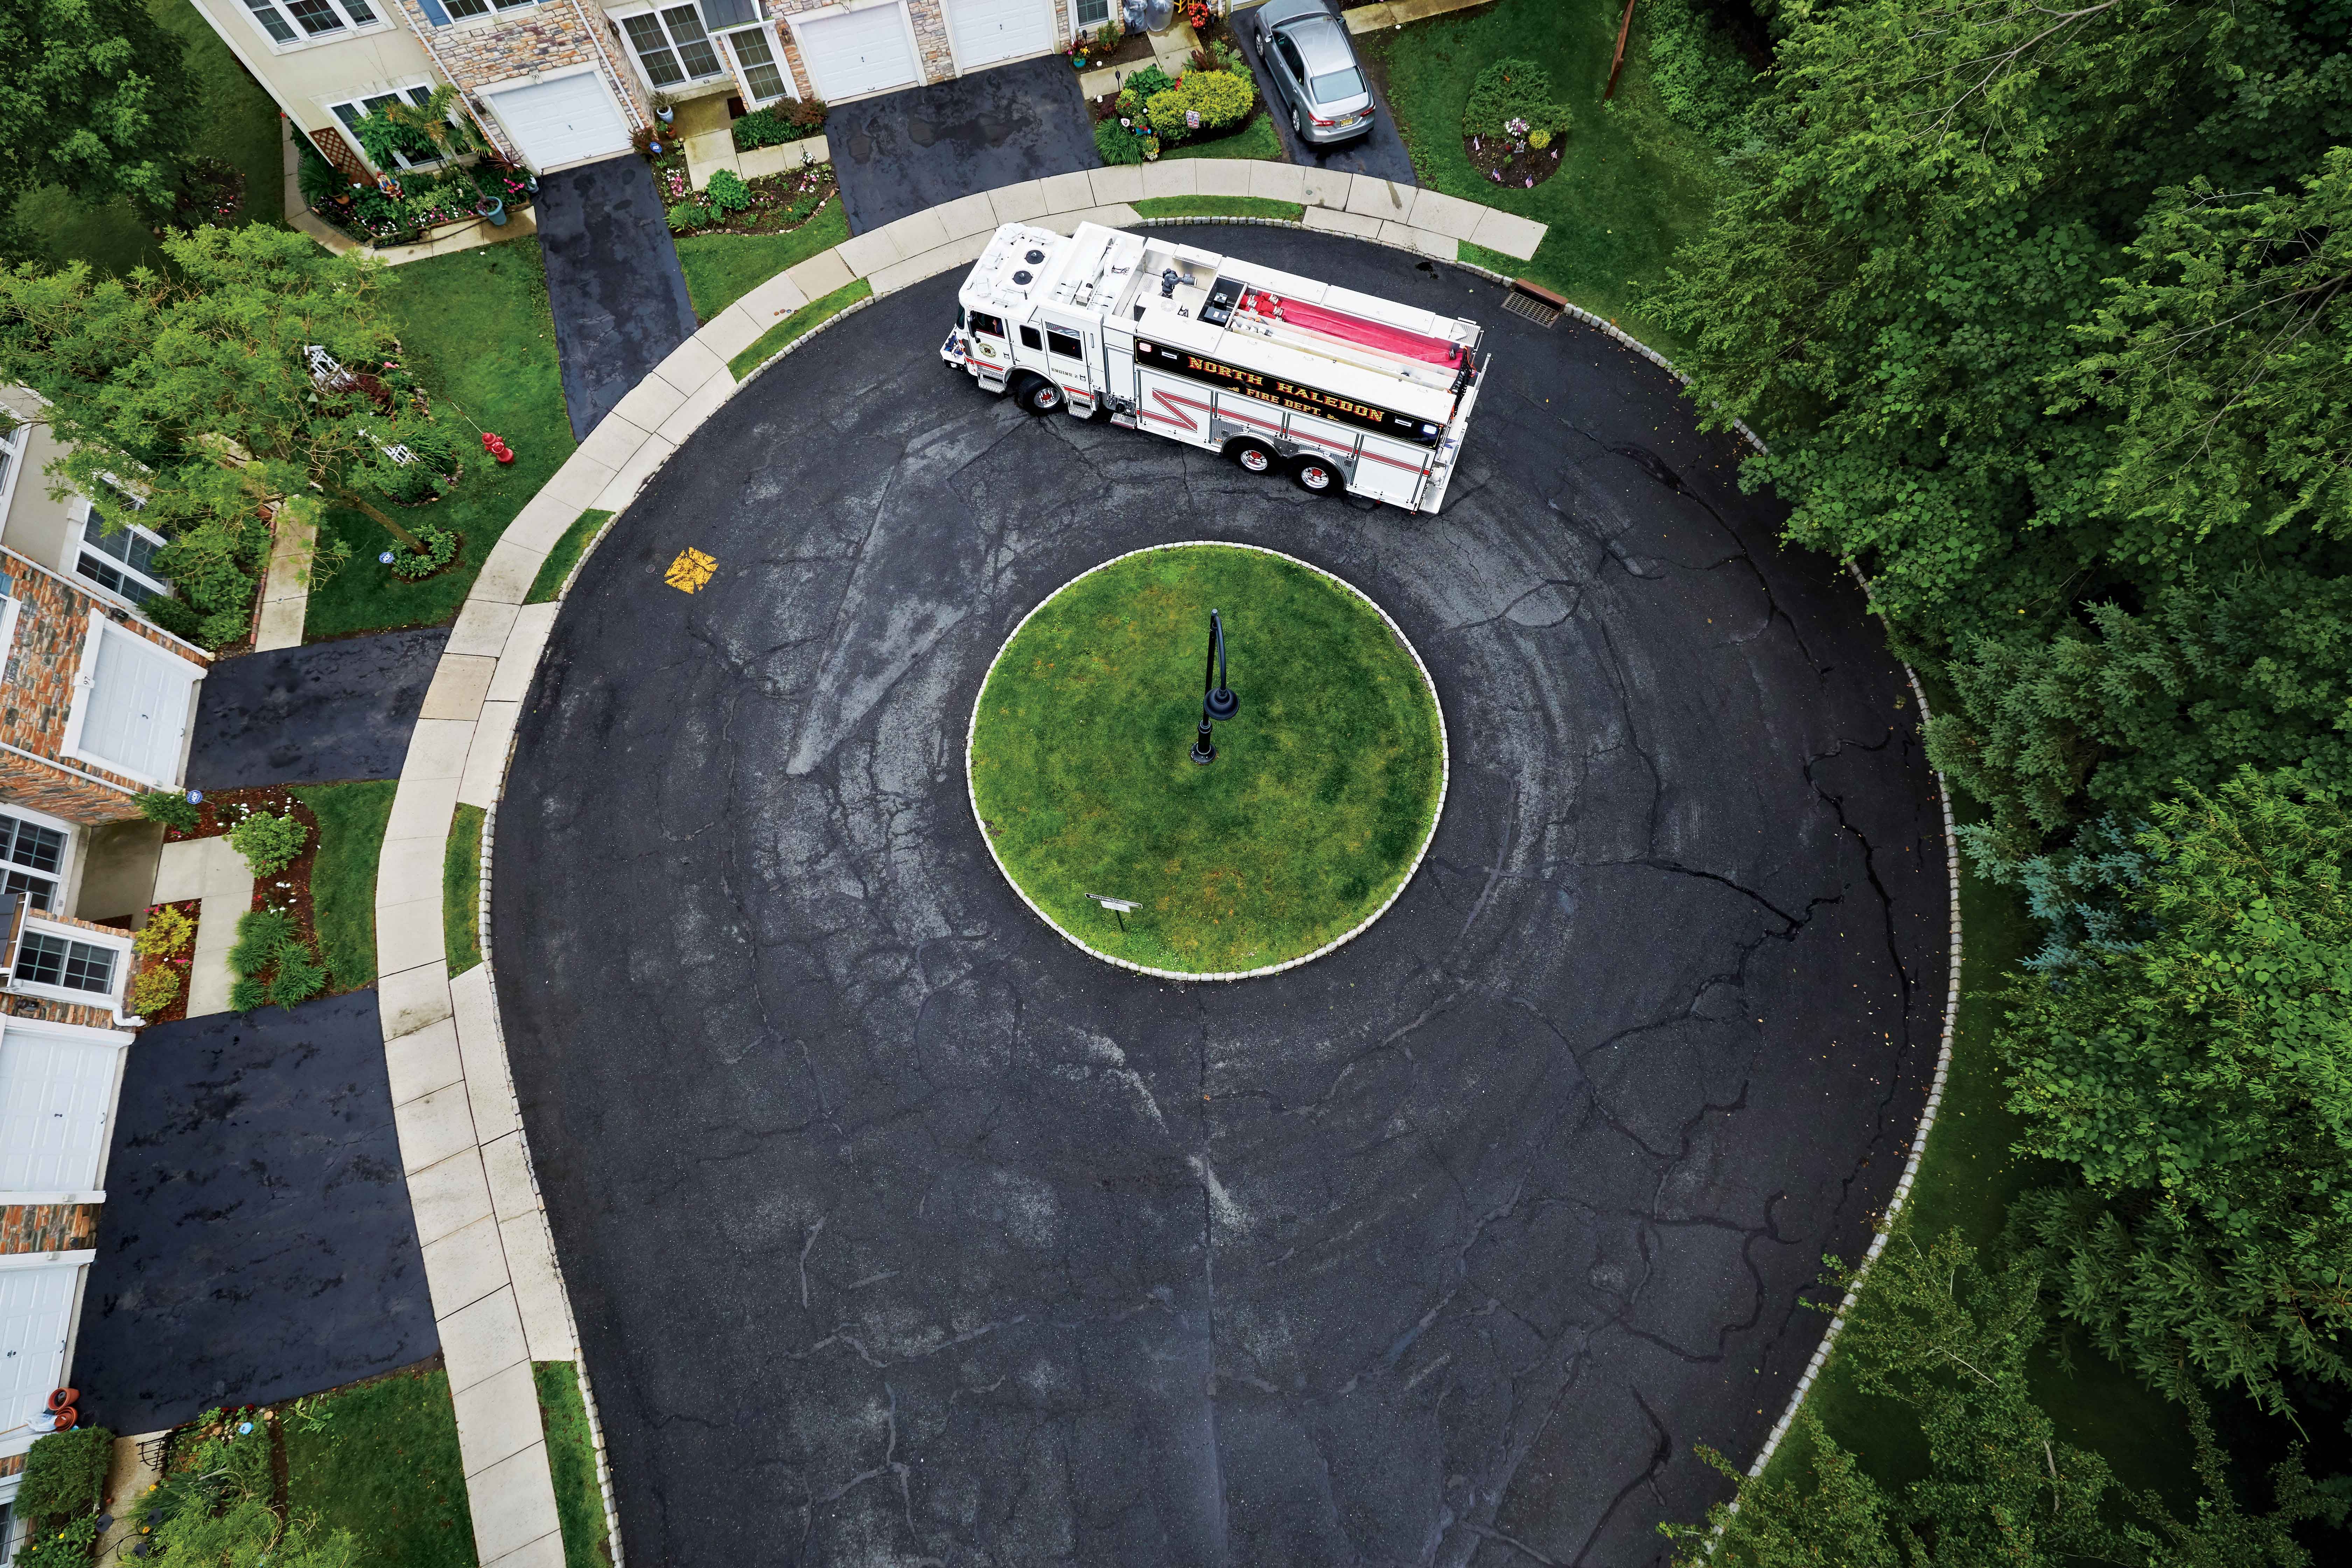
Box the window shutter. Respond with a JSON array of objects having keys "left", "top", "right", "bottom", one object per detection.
[
  {"left": 416, "top": 0, "right": 451, "bottom": 22},
  {"left": 702, "top": 0, "right": 758, "bottom": 27}
]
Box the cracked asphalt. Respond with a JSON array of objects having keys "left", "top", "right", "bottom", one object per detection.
[{"left": 496, "top": 228, "right": 1947, "bottom": 1566}]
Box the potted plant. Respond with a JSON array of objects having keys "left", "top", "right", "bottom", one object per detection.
[{"left": 476, "top": 192, "right": 506, "bottom": 226}]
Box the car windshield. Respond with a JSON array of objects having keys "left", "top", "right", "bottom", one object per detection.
[{"left": 1309, "top": 65, "right": 1365, "bottom": 100}]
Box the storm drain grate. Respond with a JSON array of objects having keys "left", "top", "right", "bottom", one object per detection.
[{"left": 1501, "top": 287, "right": 1562, "bottom": 328}]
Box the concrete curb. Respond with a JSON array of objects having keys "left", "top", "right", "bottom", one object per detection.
[
  {"left": 370, "top": 175, "right": 1948, "bottom": 1561},
  {"left": 962, "top": 540, "right": 1449, "bottom": 982}
]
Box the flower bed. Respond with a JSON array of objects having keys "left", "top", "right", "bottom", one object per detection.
[
  {"left": 130, "top": 899, "right": 201, "bottom": 1026},
  {"left": 1087, "top": 34, "right": 1259, "bottom": 166},
  {"left": 154, "top": 786, "right": 343, "bottom": 1006},
  {"left": 1462, "top": 58, "right": 1572, "bottom": 191},
  {"left": 731, "top": 99, "right": 828, "bottom": 152},
  {"left": 308, "top": 160, "right": 537, "bottom": 248},
  {"left": 661, "top": 159, "right": 838, "bottom": 238}
]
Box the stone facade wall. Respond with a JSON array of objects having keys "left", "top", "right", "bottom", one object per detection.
[
  {"left": 0, "top": 1204, "right": 100, "bottom": 1256},
  {"left": 0, "top": 551, "right": 208, "bottom": 825},
  {"left": 388, "top": 0, "right": 651, "bottom": 164}
]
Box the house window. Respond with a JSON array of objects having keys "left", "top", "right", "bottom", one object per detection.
[
  {"left": 722, "top": 26, "right": 791, "bottom": 104},
  {"left": 0, "top": 813, "right": 66, "bottom": 915},
  {"left": 329, "top": 85, "right": 446, "bottom": 171},
  {"left": 13, "top": 930, "right": 118, "bottom": 999},
  {"left": 441, "top": 0, "right": 535, "bottom": 16},
  {"left": 1074, "top": 0, "right": 1111, "bottom": 27},
  {"left": 240, "top": 0, "right": 377, "bottom": 44},
  {"left": 76, "top": 506, "right": 171, "bottom": 608},
  {"left": 0, "top": 417, "right": 24, "bottom": 522},
  {"left": 623, "top": 7, "right": 728, "bottom": 88}
]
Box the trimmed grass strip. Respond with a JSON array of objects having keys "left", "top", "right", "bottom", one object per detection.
[
  {"left": 1134, "top": 196, "right": 1305, "bottom": 222},
  {"left": 294, "top": 780, "right": 397, "bottom": 991},
  {"left": 534, "top": 1362, "right": 613, "bottom": 1568},
  {"left": 674, "top": 196, "right": 849, "bottom": 321},
  {"left": 281, "top": 1365, "right": 475, "bottom": 1568},
  {"left": 444, "top": 804, "right": 485, "bottom": 976},
  {"left": 729, "top": 278, "right": 873, "bottom": 380},
  {"left": 526, "top": 509, "right": 612, "bottom": 604},
  {"left": 304, "top": 240, "right": 575, "bottom": 639}
]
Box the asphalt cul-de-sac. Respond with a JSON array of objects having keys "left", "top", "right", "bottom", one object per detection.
[{"left": 495, "top": 228, "right": 1947, "bottom": 1566}]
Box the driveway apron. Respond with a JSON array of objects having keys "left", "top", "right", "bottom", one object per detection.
[
  {"left": 536, "top": 157, "right": 700, "bottom": 440},
  {"left": 829, "top": 56, "right": 1101, "bottom": 232},
  {"left": 1232, "top": 3, "right": 1418, "bottom": 182},
  {"left": 186, "top": 626, "right": 451, "bottom": 790},
  {"left": 72, "top": 993, "right": 435, "bottom": 1435}
]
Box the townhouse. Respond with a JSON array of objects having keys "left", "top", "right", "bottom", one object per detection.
[
  {"left": 0, "top": 392, "right": 210, "bottom": 1500},
  {"left": 191, "top": 0, "right": 1124, "bottom": 180}
]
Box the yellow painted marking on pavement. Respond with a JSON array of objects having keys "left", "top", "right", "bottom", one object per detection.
[{"left": 665, "top": 548, "right": 718, "bottom": 593}]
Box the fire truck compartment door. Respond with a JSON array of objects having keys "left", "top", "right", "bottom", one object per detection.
[
  {"left": 1351, "top": 431, "right": 1432, "bottom": 509},
  {"left": 1280, "top": 406, "right": 1363, "bottom": 464},
  {"left": 1040, "top": 322, "right": 1092, "bottom": 398},
  {"left": 1210, "top": 389, "right": 1292, "bottom": 449}
]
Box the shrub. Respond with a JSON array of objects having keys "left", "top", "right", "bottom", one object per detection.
[
  {"left": 666, "top": 200, "right": 702, "bottom": 234},
  {"left": 129, "top": 963, "right": 183, "bottom": 1016},
  {"left": 228, "top": 976, "right": 269, "bottom": 1012},
  {"left": 1095, "top": 119, "right": 1146, "bottom": 166},
  {"left": 14, "top": 1516, "right": 100, "bottom": 1568},
  {"left": 1463, "top": 58, "right": 1573, "bottom": 141},
  {"left": 229, "top": 909, "right": 298, "bottom": 974},
  {"left": 389, "top": 523, "right": 458, "bottom": 579},
  {"left": 784, "top": 94, "right": 827, "bottom": 130},
  {"left": 705, "top": 168, "right": 751, "bottom": 217},
  {"left": 1126, "top": 63, "right": 1176, "bottom": 103},
  {"left": 269, "top": 939, "right": 328, "bottom": 1006},
  {"left": 1146, "top": 70, "right": 1255, "bottom": 143},
  {"left": 136, "top": 789, "right": 200, "bottom": 833},
  {"left": 1641, "top": 0, "right": 1762, "bottom": 150},
  {"left": 230, "top": 810, "right": 308, "bottom": 877},
  {"left": 351, "top": 111, "right": 438, "bottom": 172},
  {"left": 16, "top": 1427, "right": 113, "bottom": 1528},
  {"left": 396, "top": 420, "right": 460, "bottom": 477},
  {"left": 151, "top": 514, "right": 267, "bottom": 650},
  {"left": 732, "top": 107, "right": 820, "bottom": 150},
  {"left": 135, "top": 904, "right": 195, "bottom": 958},
  {"left": 297, "top": 142, "right": 352, "bottom": 208},
  {"left": 368, "top": 453, "right": 441, "bottom": 505}
]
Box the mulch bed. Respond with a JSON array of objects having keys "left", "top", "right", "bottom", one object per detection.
[
  {"left": 163, "top": 786, "right": 327, "bottom": 986},
  {"left": 1464, "top": 132, "right": 1563, "bottom": 191},
  {"left": 658, "top": 161, "right": 839, "bottom": 238},
  {"left": 1070, "top": 30, "right": 1155, "bottom": 72},
  {"left": 132, "top": 897, "right": 202, "bottom": 1026}
]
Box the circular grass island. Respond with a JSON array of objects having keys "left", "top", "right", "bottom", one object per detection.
[{"left": 967, "top": 542, "right": 1447, "bottom": 979}]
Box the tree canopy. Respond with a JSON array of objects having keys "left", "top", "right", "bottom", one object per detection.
[{"left": 0, "top": 0, "right": 198, "bottom": 250}]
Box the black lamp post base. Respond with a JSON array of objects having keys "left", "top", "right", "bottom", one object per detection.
[{"left": 1191, "top": 723, "right": 1217, "bottom": 765}]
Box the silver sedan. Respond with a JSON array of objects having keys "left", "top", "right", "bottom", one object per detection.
[{"left": 1252, "top": 0, "right": 1376, "bottom": 146}]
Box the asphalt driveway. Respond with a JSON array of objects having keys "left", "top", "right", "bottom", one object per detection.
[
  {"left": 72, "top": 993, "right": 434, "bottom": 1434},
  {"left": 187, "top": 627, "right": 449, "bottom": 789},
  {"left": 1232, "top": 2, "right": 1418, "bottom": 182},
  {"left": 828, "top": 55, "right": 1100, "bottom": 232},
  {"left": 536, "top": 157, "right": 700, "bottom": 440},
  {"left": 496, "top": 229, "right": 1947, "bottom": 1565}
]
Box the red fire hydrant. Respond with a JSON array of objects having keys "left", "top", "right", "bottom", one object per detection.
[{"left": 491, "top": 439, "right": 514, "bottom": 465}]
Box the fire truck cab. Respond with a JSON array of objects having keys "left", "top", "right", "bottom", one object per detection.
[{"left": 942, "top": 222, "right": 1486, "bottom": 514}]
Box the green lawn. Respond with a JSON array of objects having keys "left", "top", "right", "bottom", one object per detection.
[
  {"left": 533, "top": 1363, "right": 614, "bottom": 1568},
  {"left": 1748, "top": 813, "right": 2198, "bottom": 1513},
  {"left": 10, "top": 0, "right": 287, "bottom": 276},
  {"left": 674, "top": 196, "right": 850, "bottom": 321},
  {"left": 526, "top": 509, "right": 612, "bottom": 604},
  {"left": 1362, "top": 0, "right": 1726, "bottom": 355},
  {"left": 970, "top": 544, "right": 1443, "bottom": 974},
  {"left": 729, "top": 278, "right": 872, "bottom": 380},
  {"left": 282, "top": 1366, "right": 475, "bottom": 1568},
  {"left": 294, "top": 781, "right": 397, "bottom": 991},
  {"left": 445, "top": 804, "right": 485, "bottom": 976},
  {"left": 1160, "top": 113, "right": 1285, "bottom": 162},
  {"left": 1134, "top": 196, "right": 1305, "bottom": 222},
  {"left": 303, "top": 240, "right": 574, "bottom": 639}
]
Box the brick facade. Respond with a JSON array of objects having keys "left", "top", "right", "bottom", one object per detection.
[
  {"left": 392, "top": 0, "right": 651, "bottom": 164},
  {"left": 0, "top": 1204, "right": 100, "bottom": 1257},
  {"left": 0, "top": 551, "right": 208, "bottom": 827}
]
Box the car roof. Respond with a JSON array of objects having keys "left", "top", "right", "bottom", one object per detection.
[{"left": 1284, "top": 15, "right": 1358, "bottom": 74}]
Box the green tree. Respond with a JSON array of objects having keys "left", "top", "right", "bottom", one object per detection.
[
  {"left": 0, "top": 223, "right": 434, "bottom": 576},
  {"left": 0, "top": 0, "right": 198, "bottom": 247},
  {"left": 1999, "top": 769, "right": 2352, "bottom": 1408},
  {"left": 1664, "top": 1228, "right": 2329, "bottom": 1566}
]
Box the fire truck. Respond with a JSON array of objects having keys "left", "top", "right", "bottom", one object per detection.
[{"left": 942, "top": 222, "right": 1487, "bottom": 513}]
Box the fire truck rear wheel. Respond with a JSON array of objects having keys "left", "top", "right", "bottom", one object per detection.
[
  {"left": 1012, "top": 373, "right": 1063, "bottom": 416},
  {"left": 1292, "top": 457, "right": 1337, "bottom": 494},
  {"left": 1227, "top": 438, "right": 1278, "bottom": 475}
]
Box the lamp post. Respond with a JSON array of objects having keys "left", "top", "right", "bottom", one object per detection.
[{"left": 1190, "top": 609, "right": 1239, "bottom": 765}]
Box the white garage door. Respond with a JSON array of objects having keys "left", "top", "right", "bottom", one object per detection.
[
  {"left": 0, "top": 1026, "right": 119, "bottom": 1197},
  {"left": 794, "top": 4, "right": 921, "bottom": 100},
  {"left": 944, "top": 0, "right": 1056, "bottom": 69},
  {"left": 0, "top": 1263, "right": 78, "bottom": 1451},
  {"left": 486, "top": 71, "right": 632, "bottom": 173},
  {"left": 69, "top": 620, "right": 198, "bottom": 786}
]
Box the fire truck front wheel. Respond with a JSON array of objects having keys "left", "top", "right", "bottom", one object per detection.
[
  {"left": 1225, "top": 437, "right": 1279, "bottom": 475},
  {"left": 1292, "top": 456, "right": 1338, "bottom": 494},
  {"left": 1011, "top": 373, "right": 1063, "bottom": 416}
]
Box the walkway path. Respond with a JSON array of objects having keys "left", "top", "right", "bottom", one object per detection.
[
  {"left": 534, "top": 159, "right": 700, "bottom": 441},
  {"left": 366, "top": 169, "right": 1545, "bottom": 1568}
]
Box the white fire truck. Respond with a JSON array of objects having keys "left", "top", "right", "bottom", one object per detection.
[{"left": 942, "top": 222, "right": 1487, "bottom": 513}]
